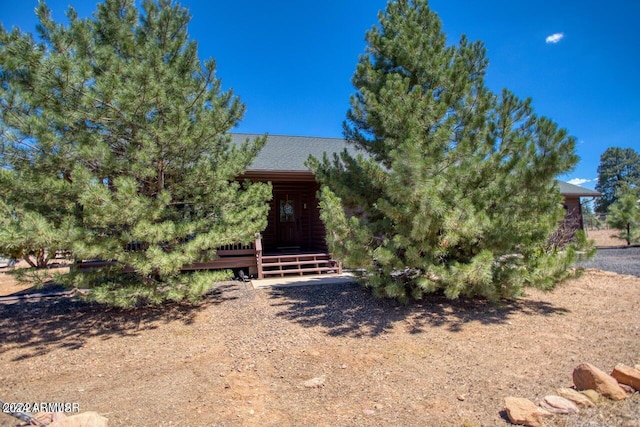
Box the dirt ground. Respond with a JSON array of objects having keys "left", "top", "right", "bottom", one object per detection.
[
  {"left": 0, "top": 262, "right": 70, "bottom": 298},
  {"left": 587, "top": 228, "right": 630, "bottom": 247},
  {"left": 1, "top": 265, "right": 639, "bottom": 426}
]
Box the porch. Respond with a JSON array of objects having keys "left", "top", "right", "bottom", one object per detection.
[
  {"left": 76, "top": 175, "right": 342, "bottom": 279},
  {"left": 74, "top": 234, "right": 342, "bottom": 280},
  {"left": 185, "top": 235, "right": 342, "bottom": 280},
  {"left": 233, "top": 173, "right": 342, "bottom": 279}
]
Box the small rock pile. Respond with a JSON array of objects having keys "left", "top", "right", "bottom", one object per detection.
[{"left": 504, "top": 362, "right": 640, "bottom": 427}]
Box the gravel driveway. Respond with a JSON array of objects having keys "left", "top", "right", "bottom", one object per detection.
[{"left": 578, "top": 245, "right": 640, "bottom": 277}]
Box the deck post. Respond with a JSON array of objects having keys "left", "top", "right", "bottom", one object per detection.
[{"left": 255, "top": 233, "right": 264, "bottom": 279}]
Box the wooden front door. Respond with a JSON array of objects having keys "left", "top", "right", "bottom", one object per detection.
[{"left": 275, "top": 191, "right": 302, "bottom": 249}]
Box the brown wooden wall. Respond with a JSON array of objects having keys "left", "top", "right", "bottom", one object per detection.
[
  {"left": 554, "top": 196, "right": 585, "bottom": 244},
  {"left": 262, "top": 181, "right": 327, "bottom": 252},
  {"left": 563, "top": 196, "right": 583, "bottom": 231}
]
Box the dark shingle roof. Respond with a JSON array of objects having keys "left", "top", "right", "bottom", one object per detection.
[
  {"left": 233, "top": 133, "right": 600, "bottom": 197},
  {"left": 557, "top": 181, "right": 601, "bottom": 197},
  {"left": 230, "top": 133, "right": 353, "bottom": 172}
]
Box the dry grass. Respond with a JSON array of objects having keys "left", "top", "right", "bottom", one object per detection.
[{"left": 587, "top": 229, "right": 629, "bottom": 247}]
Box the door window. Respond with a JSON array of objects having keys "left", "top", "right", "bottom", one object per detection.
[{"left": 280, "top": 199, "right": 295, "bottom": 222}]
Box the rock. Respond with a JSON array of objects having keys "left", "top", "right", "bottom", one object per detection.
[
  {"left": 32, "top": 412, "right": 67, "bottom": 425},
  {"left": 619, "top": 383, "right": 635, "bottom": 394},
  {"left": 303, "top": 375, "right": 326, "bottom": 388},
  {"left": 52, "top": 413, "right": 68, "bottom": 423},
  {"left": 611, "top": 364, "right": 640, "bottom": 391},
  {"left": 373, "top": 403, "right": 384, "bottom": 410},
  {"left": 539, "top": 395, "right": 579, "bottom": 415},
  {"left": 556, "top": 388, "right": 595, "bottom": 407},
  {"left": 580, "top": 389, "right": 601, "bottom": 403},
  {"left": 504, "top": 397, "right": 551, "bottom": 427},
  {"left": 635, "top": 364, "right": 640, "bottom": 371},
  {"left": 49, "top": 412, "right": 108, "bottom": 427},
  {"left": 363, "top": 409, "right": 375, "bottom": 415},
  {"left": 572, "top": 362, "right": 627, "bottom": 400}
]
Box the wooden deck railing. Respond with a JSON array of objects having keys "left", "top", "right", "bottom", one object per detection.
[
  {"left": 216, "top": 241, "right": 256, "bottom": 256},
  {"left": 77, "top": 234, "right": 343, "bottom": 280},
  {"left": 255, "top": 236, "right": 264, "bottom": 279},
  {"left": 77, "top": 236, "right": 261, "bottom": 273}
]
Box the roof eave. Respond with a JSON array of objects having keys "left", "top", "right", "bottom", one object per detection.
[{"left": 240, "top": 169, "right": 317, "bottom": 182}]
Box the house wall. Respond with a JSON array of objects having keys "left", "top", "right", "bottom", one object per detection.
[
  {"left": 244, "top": 172, "right": 588, "bottom": 252},
  {"left": 262, "top": 181, "right": 327, "bottom": 252},
  {"left": 563, "top": 196, "right": 583, "bottom": 230},
  {"left": 555, "top": 196, "right": 584, "bottom": 244}
]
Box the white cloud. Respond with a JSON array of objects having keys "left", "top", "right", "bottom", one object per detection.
[
  {"left": 567, "top": 178, "right": 591, "bottom": 186},
  {"left": 545, "top": 33, "right": 564, "bottom": 44}
]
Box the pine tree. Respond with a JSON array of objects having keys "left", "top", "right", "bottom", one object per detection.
[
  {"left": 595, "top": 147, "right": 640, "bottom": 213},
  {"left": 607, "top": 186, "right": 640, "bottom": 245},
  {"left": 310, "top": 0, "right": 587, "bottom": 301},
  {"left": 0, "top": 0, "right": 271, "bottom": 306},
  {"left": 0, "top": 167, "right": 76, "bottom": 268}
]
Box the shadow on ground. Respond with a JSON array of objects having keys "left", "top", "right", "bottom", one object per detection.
[
  {"left": 268, "top": 282, "right": 570, "bottom": 337},
  {"left": 0, "top": 281, "right": 243, "bottom": 361}
]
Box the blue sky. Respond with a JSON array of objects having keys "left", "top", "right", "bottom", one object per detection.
[{"left": 1, "top": 1, "right": 638, "bottom": 190}]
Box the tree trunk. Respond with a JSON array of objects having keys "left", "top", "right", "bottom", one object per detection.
[{"left": 627, "top": 223, "right": 631, "bottom": 245}]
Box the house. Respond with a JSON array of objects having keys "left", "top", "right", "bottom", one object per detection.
[
  {"left": 80, "top": 134, "right": 598, "bottom": 277},
  {"left": 213, "top": 134, "right": 600, "bottom": 277},
  {"left": 221, "top": 134, "right": 355, "bottom": 278},
  {"left": 557, "top": 180, "right": 601, "bottom": 237},
  {"left": 233, "top": 134, "right": 354, "bottom": 253}
]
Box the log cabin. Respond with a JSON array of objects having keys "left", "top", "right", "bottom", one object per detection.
[
  {"left": 556, "top": 180, "right": 600, "bottom": 242},
  {"left": 77, "top": 134, "right": 600, "bottom": 278},
  {"left": 210, "top": 134, "right": 601, "bottom": 278}
]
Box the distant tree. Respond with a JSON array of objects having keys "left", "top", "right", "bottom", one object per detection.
[
  {"left": 0, "top": 161, "right": 78, "bottom": 268},
  {"left": 607, "top": 186, "right": 640, "bottom": 245},
  {"left": 310, "top": 0, "right": 590, "bottom": 301},
  {"left": 595, "top": 147, "right": 640, "bottom": 213},
  {"left": 581, "top": 202, "right": 600, "bottom": 231},
  {"left": 0, "top": 187, "right": 73, "bottom": 269},
  {"left": 0, "top": 0, "right": 271, "bottom": 306}
]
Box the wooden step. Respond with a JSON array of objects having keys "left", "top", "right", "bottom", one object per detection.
[
  {"left": 262, "top": 253, "right": 331, "bottom": 262},
  {"left": 261, "top": 260, "right": 333, "bottom": 268},
  {"left": 258, "top": 252, "right": 341, "bottom": 278},
  {"left": 261, "top": 266, "right": 340, "bottom": 277}
]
